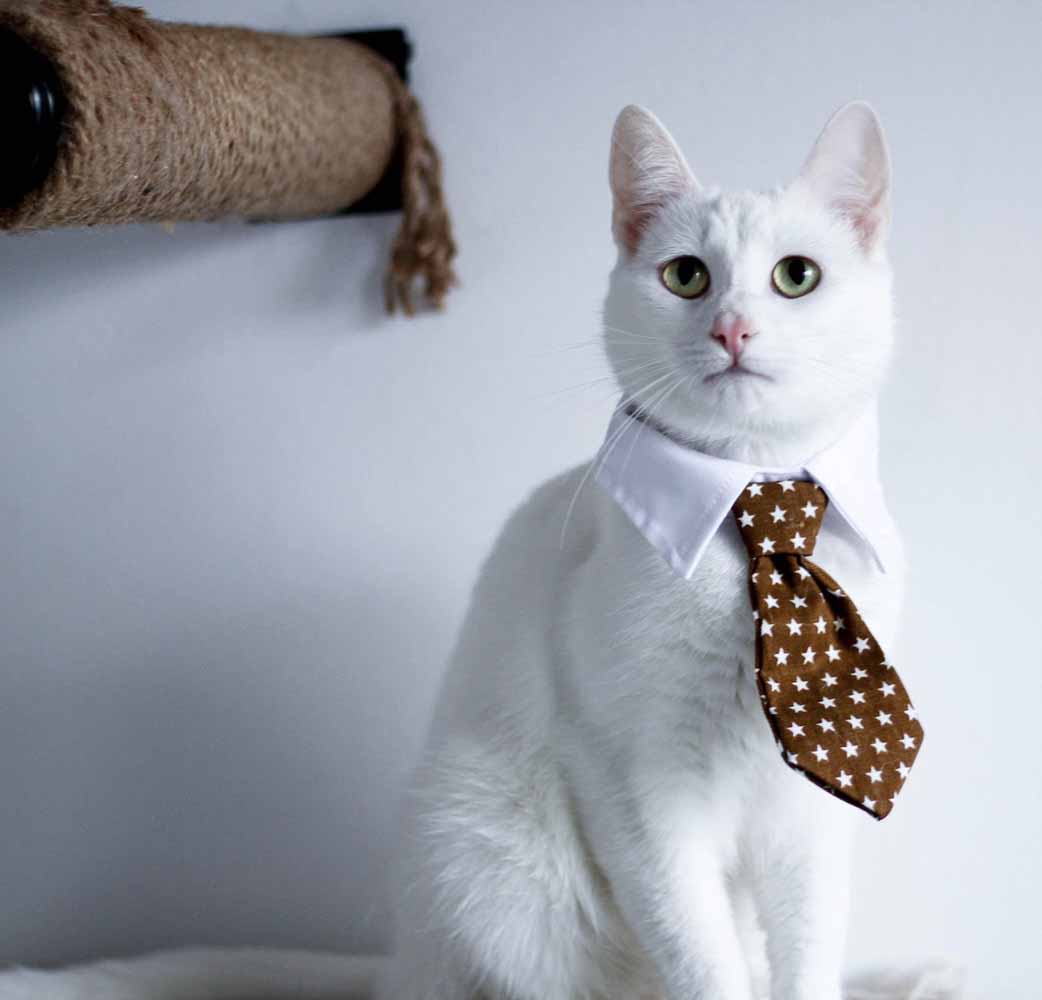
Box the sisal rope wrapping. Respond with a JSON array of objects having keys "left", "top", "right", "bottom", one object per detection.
[{"left": 0, "top": 0, "right": 457, "bottom": 313}]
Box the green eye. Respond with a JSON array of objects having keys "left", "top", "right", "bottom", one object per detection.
[
  {"left": 772, "top": 256, "right": 821, "bottom": 298},
  {"left": 661, "top": 256, "right": 710, "bottom": 299}
]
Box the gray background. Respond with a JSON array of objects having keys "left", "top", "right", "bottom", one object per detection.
[{"left": 1, "top": 1, "right": 1039, "bottom": 996}]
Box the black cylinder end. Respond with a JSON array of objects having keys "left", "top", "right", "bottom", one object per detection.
[{"left": 0, "top": 28, "right": 66, "bottom": 211}]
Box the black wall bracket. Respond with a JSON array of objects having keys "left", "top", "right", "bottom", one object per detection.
[{"left": 336, "top": 28, "right": 410, "bottom": 215}]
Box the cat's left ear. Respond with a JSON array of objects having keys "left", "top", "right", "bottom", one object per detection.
[{"left": 794, "top": 101, "right": 891, "bottom": 255}]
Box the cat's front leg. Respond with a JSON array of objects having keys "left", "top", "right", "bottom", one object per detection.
[
  {"left": 753, "top": 805, "right": 852, "bottom": 1000},
  {"left": 575, "top": 778, "right": 755, "bottom": 1000}
]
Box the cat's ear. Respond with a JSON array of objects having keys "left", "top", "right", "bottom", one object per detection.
[
  {"left": 610, "top": 105, "right": 700, "bottom": 255},
  {"left": 795, "top": 101, "right": 891, "bottom": 254}
]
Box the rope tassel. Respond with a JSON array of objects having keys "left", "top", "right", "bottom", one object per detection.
[{"left": 382, "top": 67, "right": 458, "bottom": 315}]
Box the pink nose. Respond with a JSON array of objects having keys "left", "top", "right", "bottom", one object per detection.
[{"left": 710, "top": 313, "right": 755, "bottom": 362}]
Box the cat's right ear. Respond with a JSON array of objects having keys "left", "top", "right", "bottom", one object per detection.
[{"left": 610, "top": 105, "right": 699, "bottom": 256}]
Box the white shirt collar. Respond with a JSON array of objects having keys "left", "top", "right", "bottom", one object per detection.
[{"left": 594, "top": 406, "right": 898, "bottom": 578}]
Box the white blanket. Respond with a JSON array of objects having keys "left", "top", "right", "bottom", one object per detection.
[{"left": 0, "top": 950, "right": 965, "bottom": 1000}]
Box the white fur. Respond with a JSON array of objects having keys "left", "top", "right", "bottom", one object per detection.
[{"left": 0, "top": 105, "right": 962, "bottom": 1000}]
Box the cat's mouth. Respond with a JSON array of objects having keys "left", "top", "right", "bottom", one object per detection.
[{"left": 703, "top": 364, "right": 772, "bottom": 384}]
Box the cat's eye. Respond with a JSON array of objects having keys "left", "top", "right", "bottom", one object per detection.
[
  {"left": 660, "top": 256, "right": 710, "bottom": 299},
  {"left": 772, "top": 256, "right": 821, "bottom": 298}
]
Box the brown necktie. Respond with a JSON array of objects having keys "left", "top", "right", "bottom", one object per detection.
[{"left": 733, "top": 480, "right": 923, "bottom": 819}]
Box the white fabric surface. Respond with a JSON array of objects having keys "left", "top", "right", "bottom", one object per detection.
[
  {"left": 0, "top": 949, "right": 383, "bottom": 1000},
  {"left": 0, "top": 950, "right": 966, "bottom": 999}
]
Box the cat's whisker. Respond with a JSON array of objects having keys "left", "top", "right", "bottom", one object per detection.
[
  {"left": 588, "top": 371, "right": 683, "bottom": 476},
  {"left": 533, "top": 359, "right": 675, "bottom": 404},
  {"left": 530, "top": 377, "right": 614, "bottom": 402},
  {"left": 617, "top": 374, "right": 689, "bottom": 479},
  {"left": 611, "top": 359, "right": 675, "bottom": 378},
  {"left": 559, "top": 363, "right": 686, "bottom": 551},
  {"left": 558, "top": 411, "right": 634, "bottom": 552},
  {"left": 603, "top": 324, "right": 662, "bottom": 342},
  {"left": 533, "top": 339, "right": 614, "bottom": 357}
]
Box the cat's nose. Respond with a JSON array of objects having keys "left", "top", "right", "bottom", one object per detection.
[{"left": 709, "top": 312, "right": 756, "bottom": 362}]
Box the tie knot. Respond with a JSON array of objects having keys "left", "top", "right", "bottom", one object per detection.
[{"left": 732, "top": 480, "right": 828, "bottom": 558}]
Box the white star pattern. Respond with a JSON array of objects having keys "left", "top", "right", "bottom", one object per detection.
[{"left": 732, "top": 479, "right": 923, "bottom": 820}]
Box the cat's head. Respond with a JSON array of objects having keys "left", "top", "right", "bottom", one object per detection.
[{"left": 603, "top": 102, "right": 894, "bottom": 460}]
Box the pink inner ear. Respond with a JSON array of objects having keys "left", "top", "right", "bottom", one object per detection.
[
  {"left": 617, "top": 200, "right": 661, "bottom": 256},
  {"left": 616, "top": 184, "right": 684, "bottom": 256},
  {"left": 836, "top": 191, "right": 885, "bottom": 251}
]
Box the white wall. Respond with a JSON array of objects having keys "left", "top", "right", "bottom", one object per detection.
[{"left": 1, "top": 1, "right": 1039, "bottom": 995}]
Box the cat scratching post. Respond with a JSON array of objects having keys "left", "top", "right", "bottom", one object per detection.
[{"left": 0, "top": 0, "right": 456, "bottom": 314}]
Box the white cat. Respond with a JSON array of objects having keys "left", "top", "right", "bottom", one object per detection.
[
  {"left": 374, "top": 102, "right": 958, "bottom": 1000},
  {"left": 0, "top": 104, "right": 961, "bottom": 1000}
]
